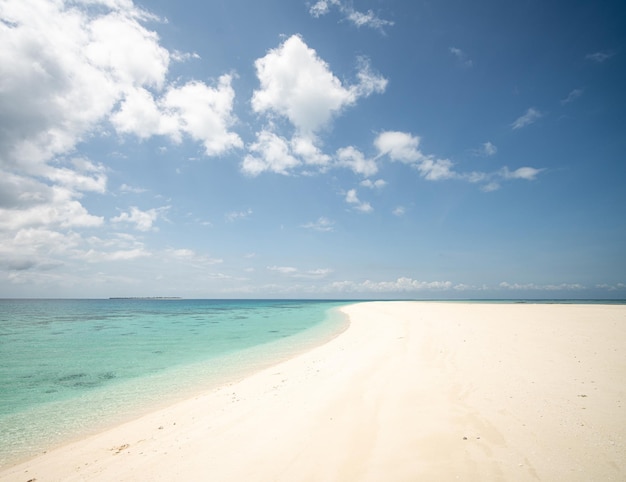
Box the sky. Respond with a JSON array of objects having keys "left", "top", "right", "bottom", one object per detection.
[{"left": 1, "top": 0, "right": 625, "bottom": 299}]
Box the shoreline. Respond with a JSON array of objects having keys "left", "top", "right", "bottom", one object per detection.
[
  {"left": 0, "top": 303, "right": 350, "bottom": 469},
  {"left": 2, "top": 301, "right": 625, "bottom": 481}
]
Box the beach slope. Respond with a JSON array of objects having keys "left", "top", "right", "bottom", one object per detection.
[{"left": 2, "top": 302, "right": 625, "bottom": 481}]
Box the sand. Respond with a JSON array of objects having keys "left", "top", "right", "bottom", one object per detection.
[{"left": 1, "top": 301, "right": 625, "bottom": 481}]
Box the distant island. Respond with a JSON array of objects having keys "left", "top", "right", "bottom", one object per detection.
[{"left": 108, "top": 297, "right": 183, "bottom": 300}]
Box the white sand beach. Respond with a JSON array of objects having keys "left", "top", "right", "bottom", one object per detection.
[{"left": 2, "top": 301, "right": 625, "bottom": 481}]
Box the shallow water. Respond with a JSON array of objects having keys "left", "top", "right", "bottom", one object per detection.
[{"left": 0, "top": 299, "right": 350, "bottom": 466}]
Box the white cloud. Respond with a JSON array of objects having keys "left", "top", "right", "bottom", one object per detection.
[
  {"left": 42, "top": 159, "right": 108, "bottom": 194},
  {"left": 374, "top": 131, "right": 455, "bottom": 180},
  {"left": 480, "top": 182, "right": 501, "bottom": 193},
  {"left": 449, "top": 47, "right": 473, "bottom": 67},
  {"left": 585, "top": 51, "right": 615, "bottom": 63},
  {"left": 392, "top": 206, "right": 405, "bottom": 216},
  {"left": 161, "top": 76, "right": 242, "bottom": 155},
  {"left": 0, "top": 0, "right": 172, "bottom": 168},
  {"left": 251, "top": 35, "right": 386, "bottom": 135},
  {"left": 511, "top": 107, "right": 542, "bottom": 130},
  {"left": 0, "top": 184, "right": 104, "bottom": 231},
  {"left": 499, "top": 281, "right": 585, "bottom": 291},
  {"left": 306, "top": 268, "right": 333, "bottom": 278},
  {"left": 241, "top": 130, "right": 300, "bottom": 176},
  {"left": 267, "top": 265, "right": 332, "bottom": 279},
  {"left": 290, "top": 135, "right": 331, "bottom": 167},
  {"left": 561, "top": 88, "right": 583, "bottom": 105},
  {"left": 267, "top": 265, "right": 298, "bottom": 275},
  {"left": 119, "top": 183, "right": 147, "bottom": 194},
  {"left": 374, "top": 131, "right": 423, "bottom": 163},
  {"left": 596, "top": 283, "right": 626, "bottom": 291},
  {"left": 309, "top": 0, "right": 335, "bottom": 17},
  {"left": 246, "top": 35, "right": 385, "bottom": 177},
  {"left": 309, "top": 0, "right": 394, "bottom": 32},
  {"left": 346, "top": 10, "right": 394, "bottom": 32},
  {"left": 170, "top": 50, "right": 200, "bottom": 62},
  {"left": 164, "top": 248, "right": 223, "bottom": 265},
  {"left": 0, "top": 228, "right": 80, "bottom": 271},
  {"left": 336, "top": 146, "right": 378, "bottom": 177},
  {"left": 501, "top": 166, "right": 544, "bottom": 181},
  {"left": 329, "top": 277, "right": 454, "bottom": 293},
  {"left": 360, "top": 179, "right": 386, "bottom": 189},
  {"left": 301, "top": 217, "right": 334, "bottom": 232},
  {"left": 113, "top": 75, "right": 243, "bottom": 156},
  {"left": 480, "top": 141, "right": 497, "bottom": 156},
  {"left": 225, "top": 208, "right": 253, "bottom": 222},
  {"left": 345, "top": 189, "right": 373, "bottom": 213},
  {"left": 416, "top": 157, "right": 456, "bottom": 181},
  {"left": 1, "top": 0, "right": 241, "bottom": 174},
  {"left": 111, "top": 206, "right": 169, "bottom": 231},
  {"left": 373, "top": 131, "right": 543, "bottom": 189},
  {"left": 82, "top": 246, "right": 151, "bottom": 262}
]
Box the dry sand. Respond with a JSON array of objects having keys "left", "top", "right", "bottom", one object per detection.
[{"left": 1, "top": 301, "right": 625, "bottom": 481}]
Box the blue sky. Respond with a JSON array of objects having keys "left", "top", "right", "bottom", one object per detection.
[{"left": 1, "top": 0, "right": 625, "bottom": 299}]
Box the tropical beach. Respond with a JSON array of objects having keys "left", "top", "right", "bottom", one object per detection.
[{"left": 2, "top": 301, "right": 625, "bottom": 481}]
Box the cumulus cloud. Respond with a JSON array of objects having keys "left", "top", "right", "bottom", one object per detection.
[
  {"left": 301, "top": 217, "right": 334, "bottom": 232},
  {"left": 374, "top": 131, "right": 455, "bottom": 180},
  {"left": 111, "top": 206, "right": 169, "bottom": 231},
  {"left": 112, "top": 75, "right": 242, "bottom": 156},
  {"left": 373, "top": 131, "right": 543, "bottom": 190},
  {"left": 499, "top": 281, "right": 585, "bottom": 291},
  {"left": 511, "top": 107, "right": 542, "bottom": 130},
  {"left": 245, "top": 35, "right": 385, "bottom": 177},
  {"left": 267, "top": 265, "right": 332, "bottom": 279},
  {"left": 392, "top": 206, "right": 406, "bottom": 216},
  {"left": 80, "top": 232, "right": 152, "bottom": 262},
  {"left": 119, "top": 183, "right": 147, "bottom": 194},
  {"left": 0, "top": 0, "right": 172, "bottom": 168},
  {"left": 361, "top": 179, "right": 386, "bottom": 189},
  {"left": 0, "top": 0, "right": 240, "bottom": 160},
  {"left": 345, "top": 189, "right": 373, "bottom": 213},
  {"left": 478, "top": 141, "right": 497, "bottom": 156},
  {"left": 267, "top": 265, "right": 298, "bottom": 275},
  {"left": 336, "top": 146, "right": 378, "bottom": 177},
  {"left": 329, "top": 277, "right": 454, "bottom": 293},
  {"left": 241, "top": 130, "right": 300, "bottom": 176},
  {"left": 309, "top": 0, "right": 394, "bottom": 32},
  {"left": 252, "top": 35, "right": 386, "bottom": 135},
  {"left": 290, "top": 135, "right": 331, "bottom": 167},
  {"left": 501, "top": 166, "right": 544, "bottom": 181},
  {"left": 0, "top": 183, "right": 104, "bottom": 231},
  {"left": 0, "top": 0, "right": 243, "bottom": 284}
]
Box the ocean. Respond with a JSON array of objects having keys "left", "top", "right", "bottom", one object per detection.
[{"left": 0, "top": 299, "right": 350, "bottom": 467}]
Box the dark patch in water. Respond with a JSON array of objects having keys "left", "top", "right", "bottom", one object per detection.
[
  {"left": 73, "top": 381, "right": 100, "bottom": 388},
  {"left": 153, "top": 350, "right": 163, "bottom": 354},
  {"left": 119, "top": 332, "right": 137, "bottom": 336},
  {"left": 58, "top": 373, "right": 87, "bottom": 383},
  {"left": 45, "top": 389, "right": 58, "bottom": 394},
  {"left": 268, "top": 330, "right": 280, "bottom": 333},
  {"left": 98, "top": 371, "right": 116, "bottom": 380}
]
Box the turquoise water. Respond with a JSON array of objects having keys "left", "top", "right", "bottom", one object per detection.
[{"left": 0, "top": 299, "right": 350, "bottom": 467}]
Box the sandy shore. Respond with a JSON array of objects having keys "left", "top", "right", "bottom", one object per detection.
[{"left": 2, "top": 301, "right": 625, "bottom": 481}]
